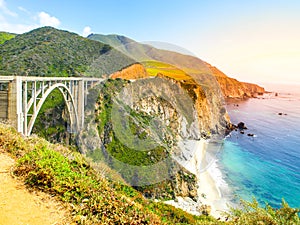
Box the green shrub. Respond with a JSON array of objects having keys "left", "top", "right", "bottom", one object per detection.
[{"left": 227, "top": 198, "right": 300, "bottom": 225}]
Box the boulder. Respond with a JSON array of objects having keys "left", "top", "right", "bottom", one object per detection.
[
  {"left": 237, "top": 122, "right": 247, "bottom": 130},
  {"left": 198, "top": 204, "right": 211, "bottom": 216}
]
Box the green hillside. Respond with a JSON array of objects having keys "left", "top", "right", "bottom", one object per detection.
[
  {"left": 0, "top": 27, "right": 135, "bottom": 77},
  {"left": 0, "top": 32, "right": 16, "bottom": 44},
  {"left": 88, "top": 33, "right": 211, "bottom": 75},
  {"left": 88, "top": 34, "right": 149, "bottom": 60},
  {"left": 87, "top": 33, "right": 136, "bottom": 53}
]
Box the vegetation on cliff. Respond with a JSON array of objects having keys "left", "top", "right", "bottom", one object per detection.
[
  {"left": 112, "top": 61, "right": 229, "bottom": 136},
  {"left": 0, "top": 31, "right": 16, "bottom": 44},
  {"left": 91, "top": 78, "right": 198, "bottom": 200}
]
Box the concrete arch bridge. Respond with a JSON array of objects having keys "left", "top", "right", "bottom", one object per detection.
[{"left": 0, "top": 76, "right": 103, "bottom": 136}]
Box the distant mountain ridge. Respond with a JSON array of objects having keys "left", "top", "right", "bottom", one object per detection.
[{"left": 88, "top": 33, "right": 265, "bottom": 99}]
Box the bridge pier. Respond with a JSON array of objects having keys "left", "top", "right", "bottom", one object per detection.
[
  {"left": 0, "top": 84, "right": 9, "bottom": 120},
  {"left": 77, "top": 80, "right": 85, "bottom": 130},
  {"left": 8, "top": 77, "right": 23, "bottom": 133}
]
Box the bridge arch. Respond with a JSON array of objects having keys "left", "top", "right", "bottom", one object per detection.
[
  {"left": 27, "top": 83, "right": 79, "bottom": 136},
  {"left": 0, "top": 76, "right": 103, "bottom": 136}
]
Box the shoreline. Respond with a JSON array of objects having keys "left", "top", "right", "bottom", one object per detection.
[
  {"left": 197, "top": 140, "right": 231, "bottom": 218},
  {"left": 166, "top": 139, "right": 232, "bottom": 219}
]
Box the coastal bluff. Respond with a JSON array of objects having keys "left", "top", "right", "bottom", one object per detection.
[{"left": 205, "top": 63, "right": 265, "bottom": 99}]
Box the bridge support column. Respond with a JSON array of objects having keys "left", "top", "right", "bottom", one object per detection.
[
  {"left": 8, "top": 77, "right": 23, "bottom": 133},
  {"left": 77, "top": 80, "right": 85, "bottom": 130}
]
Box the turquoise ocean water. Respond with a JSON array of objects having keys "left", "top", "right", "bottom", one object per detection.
[{"left": 219, "top": 84, "right": 300, "bottom": 208}]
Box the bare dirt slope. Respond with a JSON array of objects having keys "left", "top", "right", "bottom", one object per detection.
[{"left": 0, "top": 153, "right": 69, "bottom": 225}]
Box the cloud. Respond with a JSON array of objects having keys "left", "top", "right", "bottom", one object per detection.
[
  {"left": 0, "top": 12, "right": 36, "bottom": 33},
  {"left": 0, "top": 22, "right": 38, "bottom": 34},
  {"left": 82, "top": 26, "right": 92, "bottom": 37},
  {"left": 0, "top": 2, "right": 61, "bottom": 34},
  {"left": 0, "top": 0, "right": 18, "bottom": 17},
  {"left": 0, "top": 11, "right": 61, "bottom": 34},
  {"left": 38, "top": 11, "right": 60, "bottom": 27},
  {"left": 18, "top": 6, "right": 30, "bottom": 15}
]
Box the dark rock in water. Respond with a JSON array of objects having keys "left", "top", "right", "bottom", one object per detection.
[
  {"left": 278, "top": 112, "right": 287, "bottom": 116},
  {"left": 240, "top": 131, "right": 245, "bottom": 134},
  {"left": 225, "top": 123, "right": 237, "bottom": 135},
  {"left": 237, "top": 122, "right": 247, "bottom": 130},
  {"left": 247, "top": 133, "right": 254, "bottom": 137}
]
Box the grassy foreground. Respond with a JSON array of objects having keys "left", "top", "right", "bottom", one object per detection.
[
  {"left": 0, "top": 123, "right": 217, "bottom": 224},
  {"left": 0, "top": 123, "right": 299, "bottom": 224}
]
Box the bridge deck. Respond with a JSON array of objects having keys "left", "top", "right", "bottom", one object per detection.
[{"left": 0, "top": 76, "right": 103, "bottom": 82}]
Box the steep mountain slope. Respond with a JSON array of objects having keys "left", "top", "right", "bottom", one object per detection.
[
  {"left": 88, "top": 34, "right": 152, "bottom": 61},
  {"left": 0, "top": 27, "right": 135, "bottom": 77},
  {"left": 88, "top": 34, "right": 265, "bottom": 99}
]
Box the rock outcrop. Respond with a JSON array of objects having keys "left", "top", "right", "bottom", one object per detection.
[
  {"left": 205, "top": 63, "right": 265, "bottom": 99},
  {"left": 110, "top": 63, "right": 148, "bottom": 79},
  {"left": 110, "top": 65, "right": 230, "bottom": 137}
]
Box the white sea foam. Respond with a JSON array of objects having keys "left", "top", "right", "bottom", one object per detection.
[{"left": 166, "top": 139, "right": 234, "bottom": 219}]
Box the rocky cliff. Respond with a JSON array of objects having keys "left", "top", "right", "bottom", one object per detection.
[
  {"left": 78, "top": 65, "right": 232, "bottom": 206},
  {"left": 109, "top": 62, "right": 231, "bottom": 137},
  {"left": 79, "top": 78, "right": 202, "bottom": 199},
  {"left": 205, "top": 63, "right": 265, "bottom": 98},
  {"left": 110, "top": 63, "right": 148, "bottom": 79}
]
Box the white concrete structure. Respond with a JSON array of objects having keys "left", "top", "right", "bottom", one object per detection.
[{"left": 0, "top": 76, "right": 103, "bottom": 136}]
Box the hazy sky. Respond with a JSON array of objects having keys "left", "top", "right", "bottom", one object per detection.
[{"left": 1, "top": 0, "right": 300, "bottom": 85}]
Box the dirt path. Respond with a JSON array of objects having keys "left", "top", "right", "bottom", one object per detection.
[{"left": 0, "top": 153, "right": 70, "bottom": 225}]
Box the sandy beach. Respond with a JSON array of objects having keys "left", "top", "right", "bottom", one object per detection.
[
  {"left": 166, "top": 139, "right": 230, "bottom": 219},
  {"left": 197, "top": 140, "right": 230, "bottom": 218}
]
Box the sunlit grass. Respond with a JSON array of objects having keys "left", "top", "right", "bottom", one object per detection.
[{"left": 143, "top": 61, "right": 194, "bottom": 81}]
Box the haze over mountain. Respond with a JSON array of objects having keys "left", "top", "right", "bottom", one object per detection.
[{"left": 88, "top": 33, "right": 265, "bottom": 98}]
